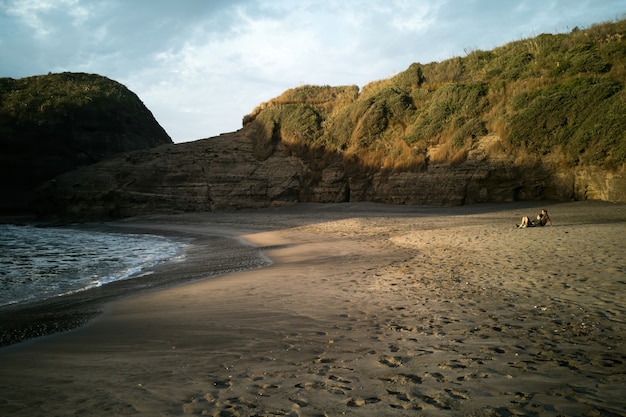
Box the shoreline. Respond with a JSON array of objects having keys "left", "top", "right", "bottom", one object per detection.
[
  {"left": 1, "top": 201, "right": 625, "bottom": 416},
  {"left": 0, "top": 222, "right": 270, "bottom": 347},
  {"left": 0, "top": 201, "right": 441, "bottom": 347},
  {"left": 0, "top": 201, "right": 474, "bottom": 347}
]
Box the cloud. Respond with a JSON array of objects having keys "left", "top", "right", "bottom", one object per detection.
[
  {"left": 1, "top": 0, "right": 624, "bottom": 142},
  {"left": 3, "top": 0, "right": 85, "bottom": 37}
]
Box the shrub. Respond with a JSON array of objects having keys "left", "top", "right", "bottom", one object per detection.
[
  {"left": 507, "top": 77, "right": 623, "bottom": 164},
  {"left": 0, "top": 72, "right": 138, "bottom": 126},
  {"left": 246, "top": 18, "right": 626, "bottom": 169},
  {"left": 406, "top": 82, "right": 488, "bottom": 144}
]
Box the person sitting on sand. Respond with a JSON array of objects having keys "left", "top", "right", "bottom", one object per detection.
[{"left": 517, "top": 209, "right": 552, "bottom": 228}]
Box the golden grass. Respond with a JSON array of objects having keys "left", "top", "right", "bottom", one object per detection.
[
  {"left": 242, "top": 18, "right": 626, "bottom": 170},
  {"left": 428, "top": 140, "right": 468, "bottom": 165}
]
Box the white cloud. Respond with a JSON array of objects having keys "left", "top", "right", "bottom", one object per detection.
[
  {"left": 3, "top": 0, "right": 90, "bottom": 37},
  {"left": 390, "top": 0, "right": 438, "bottom": 33},
  {"left": 4, "top": 0, "right": 56, "bottom": 37}
]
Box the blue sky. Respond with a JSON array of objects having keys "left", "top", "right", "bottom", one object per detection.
[{"left": 1, "top": 0, "right": 624, "bottom": 142}]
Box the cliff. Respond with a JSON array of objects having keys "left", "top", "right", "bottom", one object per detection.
[
  {"left": 32, "top": 122, "right": 625, "bottom": 221},
  {"left": 31, "top": 20, "right": 626, "bottom": 219},
  {"left": 0, "top": 72, "right": 172, "bottom": 213}
]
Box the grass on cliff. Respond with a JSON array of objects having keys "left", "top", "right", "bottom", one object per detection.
[
  {"left": 246, "top": 18, "right": 626, "bottom": 171},
  {"left": 0, "top": 72, "right": 144, "bottom": 126}
]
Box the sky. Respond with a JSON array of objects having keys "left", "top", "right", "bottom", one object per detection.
[{"left": 1, "top": 1, "right": 624, "bottom": 143}]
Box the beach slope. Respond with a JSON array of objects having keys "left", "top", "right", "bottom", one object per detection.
[{"left": 0, "top": 202, "right": 625, "bottom": 416}]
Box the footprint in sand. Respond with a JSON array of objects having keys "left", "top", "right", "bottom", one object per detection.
[
  {"left": 347, "top": 396, "right": 382, "bottom": 407},
  {"left": 387, "top": 388, "right": 415, "bottom": 404},
  {"left": 456, "top": 371, "right": 490, "bottom": 381},
  {"left": 252, "top": 382, "right": 281, "bottom": 397},
  {"left": 414, "top": 388, "right": 469, "bottom": 411},
  {"left": 182, "top": 395, "right": 256, "bottom": 417},
  {"left": 379, "top": 356, "right": 406, "bottom": 367},
  {"left": 438, "top": 359, "right": 469, "bottom": 370},
  {"left": 381, "top": 373, "right": 424, "bottom": 386},
  {"left": 328, "top": 374, "right": 352, "bottom": 384},
  {"left": 424, "top": 371, "right": 451, "bottom": 383},
  {"left": 212, "top": 379, "right": 232, "bottom": 389},
  {"left": 444, "top": 388, "right": 469, "bottom": 400},
  {"left": 295, "top": 381, "right": 325, "bottom": 390},
  {"left": 288, "top": 396, "right": 309, "bottom": 408}
]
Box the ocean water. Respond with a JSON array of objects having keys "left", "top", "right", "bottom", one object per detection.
[{"left": 0, "top": 224, "right": 184, "bottom": 307}]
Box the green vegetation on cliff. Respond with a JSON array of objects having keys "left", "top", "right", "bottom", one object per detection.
[
  {"left": 0, "top": 72, "right": 151, "bottom": 126},
  {"left": 246, "top": 19, "right": 626, "bottom": 170}
]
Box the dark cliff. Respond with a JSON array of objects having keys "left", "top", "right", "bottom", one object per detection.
[
  {"left": 31, "top": 122, "right": 625, "bottom": 221},
  {"left": 0, "top": 72, "right": 172, "bottom": 213}
]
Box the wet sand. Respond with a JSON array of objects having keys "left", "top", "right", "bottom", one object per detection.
[{"left": 0, "top": 201, "right": 625, "bottom": 416}]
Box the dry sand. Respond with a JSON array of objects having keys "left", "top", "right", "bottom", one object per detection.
[{"left": 0, "top": 201, "right": 625, "bottom": 416}]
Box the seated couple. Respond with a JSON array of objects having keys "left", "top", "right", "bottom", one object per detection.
[{"left": 517, "top": 209, "right": 552, "bottom": 228}]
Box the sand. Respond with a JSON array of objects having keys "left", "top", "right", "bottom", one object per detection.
[{"left": 0, "top": 201, "right": 625, "bottom": 416}]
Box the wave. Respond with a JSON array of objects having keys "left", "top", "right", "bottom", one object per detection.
[{"left": 0, "top": 224, "right": 185, "bottom": 306}]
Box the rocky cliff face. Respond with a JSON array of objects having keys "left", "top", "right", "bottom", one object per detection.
[
  {"left": 574, "top": 167, "right": 626, "bottom": 202},
  {"left": 32, "top": 122, "right": 625, "bottom": 221},
  {"left": 32, "top": 127, "right": 300, "bottom": 219},
  {"left": 0, "top": 73, "right": 172, "bottom": 213},
  {"left": 20, "top": 16, "right": 626, "bottom": 220}
]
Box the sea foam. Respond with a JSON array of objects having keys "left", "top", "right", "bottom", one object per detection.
[{"left": 0, "top": 224, "right": 184, "bottom": 306}]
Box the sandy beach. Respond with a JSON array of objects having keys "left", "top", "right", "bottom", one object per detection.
[{"left": 0, "top": 201, "right": 625, "bottom": 416}]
